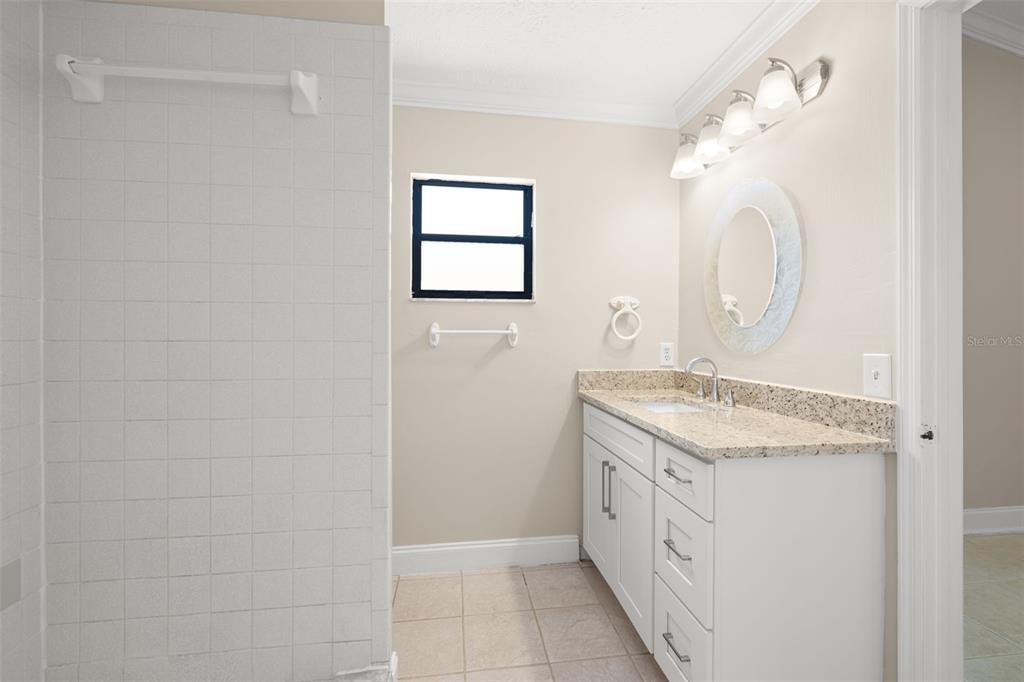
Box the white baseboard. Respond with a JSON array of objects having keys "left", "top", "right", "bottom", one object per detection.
[
  {"left": 964, "top": 506, "right": 1024, "bottom": 535},
  {"left": 392, "top": 535, "right": 580, "bottom": 575}
]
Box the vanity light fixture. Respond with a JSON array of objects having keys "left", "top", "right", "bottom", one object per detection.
[
  {"left": 720, "top": 90, "right": 760, "bottom": 147},
  {"left": 669, "top": 56, "right": 830, "bottom": 180},
  {"left": 670, "top": 133, "right": 704, "bottom": 179},
  {"left": 694, "top": 114, "right": 730, "bottom": 165},
  {"left": 752, "top": 58, "right": 803, "bottom": 125}
]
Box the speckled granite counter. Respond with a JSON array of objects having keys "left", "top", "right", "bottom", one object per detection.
[{"left": 578, "top": 370, "right": 895, "bottom": 460}]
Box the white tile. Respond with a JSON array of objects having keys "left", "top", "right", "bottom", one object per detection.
[
  {"left": 81, "top": 380, "right": 125, "bottom": 421},
  {"left": 169, "top": 575, "right": 210, "bottom": 615},
  {"left": 125, "top": 101, "right": 168, "bottom": 142},
  {"left": 126, "top": 578, "right": 169, "bottom": 618},
  {"left": 169, "top": 105, "right": 211, "bottom": 145},
  {"left": 333, "top": 491, "right": 371, "bottom": 529},
  {"left": 211, "top": 263, "right": 251, "bottom": 302},
  {"left": 169, "top": 613, "right": 211, "bottom": 655},
  {"left": 125, "top": 181, "right": 168, "bottom": 222},
  {"left": 168, "top": 301, "right": 210, "bottom": 340},
  {"left": 253, "top": 31, "right": 291, "bottom": 73},
  {"left": 125, "top": 617, "right": 167, "bottom": 659},
  {"left": 80, "top": 620, "right": 124, "bottom": 662},
  {"left": 294, "top": 529, "right": 332, "bottom": 569},
  {"left": 334, "top": 39, "right": 372, "bottom": 78},
  {"left": 45, "top": 138, "right": 81, "bottom": 179},
  {"left": 212, "top": 420, "right": 252, "bottom": 458},
  {"left": 211, "top": 381, "right": 250, "bottom": 419},
  {"left": 253, "top": 111, "right": 292, "bottom": 149},
  {"left": 124, "top": 262, "right": 167, "bottom": 301},
  {"left": 253, "top": 148, "right": 292, "bottom": 187},
  {"left": 169, "top": 459, "right": 210, "bottom": 498},
  {"left": 125, "top": 381, "right": 166, "bottom": 421},
  {"left": 293, "top": 149, "right": 332, "bottom": 189},
  {"left": 253, "top": 570, "right": 292, "bottom": 610},
  {"left": 167, "top": 379, "right": 210, "bottom": 419},
  {"left": 81, "top": 180, "right": 125, "bottom": 221},
  {"left": 211, "top": 573, "right": 251, "bottom": 612},
  {"left": 211, "top": 302, "right": 251, "bottom": 341},
  {"left": 211, "top": 146, "right": 252, "bottom": 186},
  {"left": 211, "top": 458, "right": 251, "bottom": 496},
  {"left": 211, "top": 185, "right": 252, "bottom": 225},
  {"left": 169, "top": 183, "right": 211, "bottom": 223},
  {"left": 80, "top": 501, "right": 124, "bottom": 541},
  {"left": 169, "top": 25, "right": 212, "bottom": 69},
  {"left": 80, "top": 461, "right": 123, "bottom": 501},
  {"left": 294, "top": 303, "right": 332, "bottom": 340},
  {"left": 294, "top": 189, "right": 332, "bottom": 228},
  {"left": 169, "top": 497, "right": 211, "bottom": 537},
  {"left": 125, "top": 141, "right": 168, "bottom": 182},
  {"left": 125, "top": 460, "right": 168, "bottom": 501},
  {"left": 211, "top": 496, "right": 251, "bottom": 535},
  {"left": 293, "top": 492, "right": 332, "bottom": 530},
  {"left": 81, "top": 101, "right": 126, "bottom": 141},
  {"left": 294, "top": 604, "right": 331, "bottom": 644},
  {"left": 169, "top": 144, "right": 210, "bottom": 184},
  {"left": 253, "top": 607, "right": 291, "bottom": 648},
  {"left": 168, "top": 537, "right": 211, "bottom": 576},
  {"left": 211, "top": 610, "right": 251, "bottom": 652},
  {"left": 211, "top": 27, "right": 252, "bottom": 72},
  {"left": 211, "top": 342, "right": 251, "bottom": 380},
  {"left": 211, "top": 109, "right": 252, "bottom": 148},
  {"left": 210, "top": 224, "right": 251, "bottom": 263},
  {"left": 334, "top": 565, "right": 371, "bottom": 604},
  {"left": 169, "top": 223, "right": 210, "bottom": 262},
  {"left": 78, "top": 141, "right": 123, "bottom": 182},
  {"left": 168, "top": 420, "right": 210, "bottom": 460},
  {"left": 125, "top": 221, "right": 168, "bottom": 261},
  {"left": 253, "top": 493, "right": 292, "bottom": 533},
  {"left": 126, "top": 23, "right": 169, "bottom": 66},
  {"left": 253, "top": 531, "right": 291, "bottom": 571},
  {"left": 211, "top": 534, "right": 251, "bottom": 574},
  {"left": 252, "top": 187, "right": 292, "bottom": 226},
  {"left": 125, "top": 502, "right": 167, "bottom": 541}
]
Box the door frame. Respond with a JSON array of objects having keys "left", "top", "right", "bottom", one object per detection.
[{"left": 896, "top": 1, "right": 967, "bottom": 679}]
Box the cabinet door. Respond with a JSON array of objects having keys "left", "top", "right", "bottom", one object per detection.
[
  {"left": 611, "top": 457, "right": 654, "bottom": 651},
  {"left": 583, "top": 436, "right": 615, "bottom": 575}
]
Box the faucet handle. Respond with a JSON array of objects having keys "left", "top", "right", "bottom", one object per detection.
[
  {"left": 696, "top": 379, "right": 706, "bottom": 400},
  {"left": 724, "top": 390, "right": 735, "bottom": 407}
]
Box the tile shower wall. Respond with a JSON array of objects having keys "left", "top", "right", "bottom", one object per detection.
[
  {"left": 1, "top": 0, "right": 45, "bottom": 680},
  {"left": 40, "top": 2, "right": 390, "bottom": 680}
]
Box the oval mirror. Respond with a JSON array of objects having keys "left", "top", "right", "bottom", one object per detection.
[
  {"left": 717, "top": 207, "right": 776, "bottom": 328},
  {"left": 704, "top": 178, "right": 803, "bottom": 353}
]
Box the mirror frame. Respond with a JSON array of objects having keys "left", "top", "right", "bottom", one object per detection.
[{"left": 704, "top": 178, "right": 803, "bottom": 353}]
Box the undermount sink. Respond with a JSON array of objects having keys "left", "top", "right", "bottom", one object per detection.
[{"left": 633, "top": 401, "right": 704, "bottom": 414}]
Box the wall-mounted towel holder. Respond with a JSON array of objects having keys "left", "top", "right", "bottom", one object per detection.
[
  {"left": 428, "top": 322, "right": 519, "bottom": 348},
  {"left": 56, "top": 54, "right": 319, "bottom": 115},
  {"left": 609, "top": 296, "right": 642, "bottom": 341}
]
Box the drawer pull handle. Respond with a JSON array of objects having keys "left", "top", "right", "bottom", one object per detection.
[
  {"left": 607, "top": 464, "right": 617, "bottom": 520},
  {"left": 663, "top": 467, "right": 692, "bottom": 486},
  {"left": 601, "top": 460, "right": 610, "bottom": 514},
  {"left": 662, "top": 632, "right": 691, "bottom": 664},
  {"left": 663, "top": 538, "right": 692, "bottom": 562}
]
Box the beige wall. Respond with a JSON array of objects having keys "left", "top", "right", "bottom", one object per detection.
[
  {"left": 392, "top": 107, "right": 679, "bottom": 545},
  {"left": 676, "top": 4, "right": 898, "bottom": 677},
  {"left": 103, "top": 0, "right": 385, "bottom": 24},
  {"left": 963, "top": 36, "right": 1024, "bottom": 509},
  {"left": 677, "top": 1, "right": 898, "bottom": 397}
]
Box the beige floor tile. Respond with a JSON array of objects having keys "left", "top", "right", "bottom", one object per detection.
[
  {"left": 966, "top": 578, "right": 1024, "bottom": 645},
  {"left": 465, "top": 665, "right": 553, "bottom": 681},
  {"left": 535, "top": 605, "right": 626, "bottom": 662},
  {"left": 580, "top": 566, "right": 619, "bottom": 613},
  {"left": 525, "top": 567, "right": 598, "bottom": 609},
  {"left": 464, "top": 611, "right": 548, "bottom": 671},
  {"left": 550, "top": 656, "right": 641, "bottom": 682},
  {"left": 464, "top": 571, "right": 533, "bottom": 615},
  {"left": 608, "top": 611, "right": 647, "bottom": 655},
  {"left": 394, "top": 618, "right": 464, "bottom": 678},
  {"left": 402, "top": 676, "right": 465, "bottom": 682},
  {"left": 966, "top": 654, "right": 1024, "bottom": 682},
  {"left": 394, "top": 575, "right": 463, "bottom": 621},
  {"left": 630, "top": 655, "right": 668, "bottom": 682},
  {"left": 966, "top": 541, "right": 1024, "bottom": 584},
  {"left": 966, "top": 617, "right": 1023, "bottom": 659}
]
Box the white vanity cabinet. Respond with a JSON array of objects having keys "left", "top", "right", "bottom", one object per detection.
[{"left": 582, "top": 403, "right": 886, "bottom": 682}]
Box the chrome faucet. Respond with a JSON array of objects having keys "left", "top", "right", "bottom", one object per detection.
[{"left": 685, "top": 356, "right": 719, "bottom": 402}]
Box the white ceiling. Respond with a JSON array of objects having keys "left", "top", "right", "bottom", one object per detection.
[
  {"left": 969, "top": 0, "right": 1024, "bottom": 30},
  {"left": 388, "top": 1, "right": 812, "bottom": 129}
]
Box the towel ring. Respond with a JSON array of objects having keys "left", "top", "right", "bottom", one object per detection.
[{"left": 609, "top": 296, "right": 642, "bottom": 341}]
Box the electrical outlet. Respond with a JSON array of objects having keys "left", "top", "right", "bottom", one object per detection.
[
  {"left": 659, "top": 342, "right": 674, "bottom": 367},
  {"left": 862, "top": 353, "right": 892, "bottom": 399}
]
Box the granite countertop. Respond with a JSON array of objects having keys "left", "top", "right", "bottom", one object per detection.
[{"left": 579, "top": 387, "right": 894, "bottom": 460}]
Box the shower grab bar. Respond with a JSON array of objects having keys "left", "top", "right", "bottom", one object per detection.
[
  {"left": 56, "top": 54, "right": 319, "bottom": 115},
  {"left": 428, "top": 322, "right": 519, "bottom": 348}
]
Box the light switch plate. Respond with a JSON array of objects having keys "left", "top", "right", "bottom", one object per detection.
[
  {"left": 862, "top": 353, "right": 892, "bottom": 399},
  {"left": 659, "top": 342, "right": 674, "bottom": 367}
]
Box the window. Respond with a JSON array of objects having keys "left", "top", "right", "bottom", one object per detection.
[{"left": 412, "top": 177, "right": 534, "bottom": 300}]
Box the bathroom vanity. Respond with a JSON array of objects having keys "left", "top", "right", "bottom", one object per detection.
[{"left": 578, "top": 370, "right": 894, "bottom": 682}]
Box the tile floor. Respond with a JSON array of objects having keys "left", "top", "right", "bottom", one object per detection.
[
  {"left": 392, "top": 562, "right": 667, "bottom": 681},
  {"left": 966, "top": 534, "right": 1024, "bottom": 680}
]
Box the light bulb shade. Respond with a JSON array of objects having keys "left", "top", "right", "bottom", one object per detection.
[
  {"left": 720, "top": 97, "right": 760, "bottom": 147},
  {"left": 752, "top": 63, "right": 802, "bottom": 125},
  {"left": 670, "top": 140, "right": 704, "bottom": 179},
  {"left": 694, "top": 116, "right": 730, "bottom": 165}
]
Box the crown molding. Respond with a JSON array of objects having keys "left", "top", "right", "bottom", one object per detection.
[
  {"left": 393, "top": 79, "right": 678, "bottom": 129},
  {"left": 963, "top": 7, "right": 1024, "bottom": 58},
  {"left": 672, "top": 0, "right": 818, "bottom": 129}
]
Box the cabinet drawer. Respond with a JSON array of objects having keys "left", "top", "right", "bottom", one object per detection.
[
  {"left": 583, "top": 404, "right": 655, "bottom": 480},
  {"left": 654, "top": 575, "right": 712, "bottom": 682},
  {"left": 655, "top": 488, "right": 714, "bottom": 629},
  {"left": 656, "top": 441, "right": 714, "bottom": 521}
]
